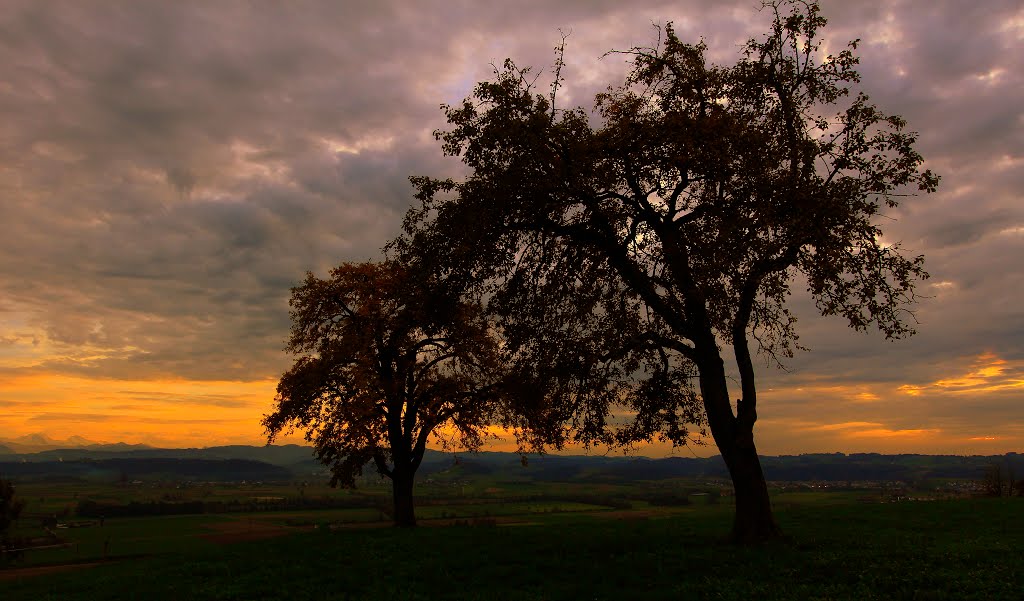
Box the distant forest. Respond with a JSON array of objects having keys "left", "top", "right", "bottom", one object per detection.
[{"left": 1, "top": 444, "right": 1020, "bottom": 484}]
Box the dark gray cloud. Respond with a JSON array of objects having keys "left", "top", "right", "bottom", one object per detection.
[
  {"left": 0, "top": 0, "right": 1021, "bottom": 449},
  {"left": 0, "top": 0, "right": 744, "bottom": 382}
]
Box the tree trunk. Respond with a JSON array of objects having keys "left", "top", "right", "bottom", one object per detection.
[
  {"left": 697, "top": 353, "right": 781, "bottom": 544},
  {"left": 391, "top": 471, "right": 416, "bottom": 527},
  {"left": 722, "top": 440, "right": 781, "bottom": 543}
]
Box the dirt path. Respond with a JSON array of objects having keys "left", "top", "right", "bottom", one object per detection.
[
  {"left": 0, "top": 561, "right": 106, "bottom": 582},
  {"left": 199, "top": 518, "right": 312, "bottom": 544},
  {"left": 587, "top": 509, "right": 662, "bottom": 520}
]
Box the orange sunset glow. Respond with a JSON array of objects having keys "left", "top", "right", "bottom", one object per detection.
[
  {"left": 0, "top": 374, "right": 281, "bottom": 448},
  {"left": 3, "top": 350, "right": 1022, "bottom": 456}
]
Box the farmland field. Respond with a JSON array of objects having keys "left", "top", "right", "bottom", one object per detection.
[{"left": 2, "top": 480, "right": 1021, "bottom": 600}]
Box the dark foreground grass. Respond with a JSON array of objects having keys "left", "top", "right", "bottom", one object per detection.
[{"left": 4, "top": 498, "right": 1022, "bottom": 600}]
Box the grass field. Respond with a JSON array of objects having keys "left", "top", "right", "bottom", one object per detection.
[{"left": 3, "top": 495, "right": 1021, "bottom": 600}]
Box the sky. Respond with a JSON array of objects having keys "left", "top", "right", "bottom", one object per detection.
[{"left": 0, "top": 0, "right": 1021, "bottom": 456}]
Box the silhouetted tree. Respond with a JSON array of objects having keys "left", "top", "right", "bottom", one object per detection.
[
  {"left": 983, "top": 462, "right": 1005, "bottom": 497},
  {"left": 983, "top": 460, "right": 1018, "bottom": 497},
  {"left": 263, "top": 260, "right": 505, "bottom": 527},
  {"left": 1, "top": 477, "right": 24, "bottom": 551},
  {"left": 401, "top": 1, "right": 937, "bottom": 542}
]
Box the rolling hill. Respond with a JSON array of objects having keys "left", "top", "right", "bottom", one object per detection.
[{"left": 1, "top": 440, "right": 1019, "bottom": 484}]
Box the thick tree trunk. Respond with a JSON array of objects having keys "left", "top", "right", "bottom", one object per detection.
[
  {"left": 722, "top": 439, "right": 781, "bottom": 543},
  {"left": 391, "top": 471, "right": 416, "bottom": 527},
  {"left": 697, "top": 353, "right": 781, "bottom": 544}
]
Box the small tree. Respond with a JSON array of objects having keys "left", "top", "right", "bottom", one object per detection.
[
  {"left": 983, "top": 459, "right": 1019, "bottom": 498},
  {"left": 403, "top": 1, "right": 936, "bottom": 542},
  {"left": 983, "top": 462, "right": 1005, "bottom": 497},
  {"left": 263, "top": 260, "right": 505, "bottom": 527},
  {"left": 1, "top": 477, "right": 25, "bottom": 552}
]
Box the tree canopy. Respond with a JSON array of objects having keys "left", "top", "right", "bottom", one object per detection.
[
  {"left": 1, "top": 477, "right": 24, "bottom": 552},
  {"left": 263, "top": 260, "right": 505, "bottom": 526},
  {"left": 401, "top": 0, "right": 937, "bottom": 542}
]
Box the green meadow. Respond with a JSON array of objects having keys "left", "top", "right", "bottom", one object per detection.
[{"left": 3, "top": 488, "right": 1021, "bottom": 600}]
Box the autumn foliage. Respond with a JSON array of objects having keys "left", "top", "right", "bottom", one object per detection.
[
  {"left": 263, "top": 261, "right": 505, "bottom": 526},
  {"left": 401, "top": 1, "right": 936, "bottom": 542}
]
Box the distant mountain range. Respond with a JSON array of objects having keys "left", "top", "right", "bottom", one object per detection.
[
  {"left": 0, "top": 437, "right": 1020, "bottom": 484},
  {"left": 0, "top": 433, "right": 153, "bottom": 454}
]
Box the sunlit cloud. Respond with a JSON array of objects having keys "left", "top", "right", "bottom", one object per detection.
[
  {"left": 898, "top": 353, "right": 1024, "bottom": 395},
  {"left": 998, "top": 10, "right": 1024, "bottom": 39},
  {"left": 800, "top": 421, "right": 940, "bottom": 439},
  {"left": 843, "top": 427, "right": 941, "bottom": 439},
  {"left": 808, "top": 421, "right": 884, "bottom": 432}
]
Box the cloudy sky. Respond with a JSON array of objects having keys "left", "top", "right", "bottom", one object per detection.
[{"left": 1, "top": 0, "right": 1021, "bottom": 455}]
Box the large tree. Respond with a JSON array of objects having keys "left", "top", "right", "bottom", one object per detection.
[
  {"left": 263, "top": 260, "right": 504, "bottom": 527},
  {"left": 402, "top": 1, "right": 937, "bottom": 542}
]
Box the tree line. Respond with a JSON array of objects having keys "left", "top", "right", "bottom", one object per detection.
[{"left": 263, "top": 0, "right": 939, "bottom": 543}]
